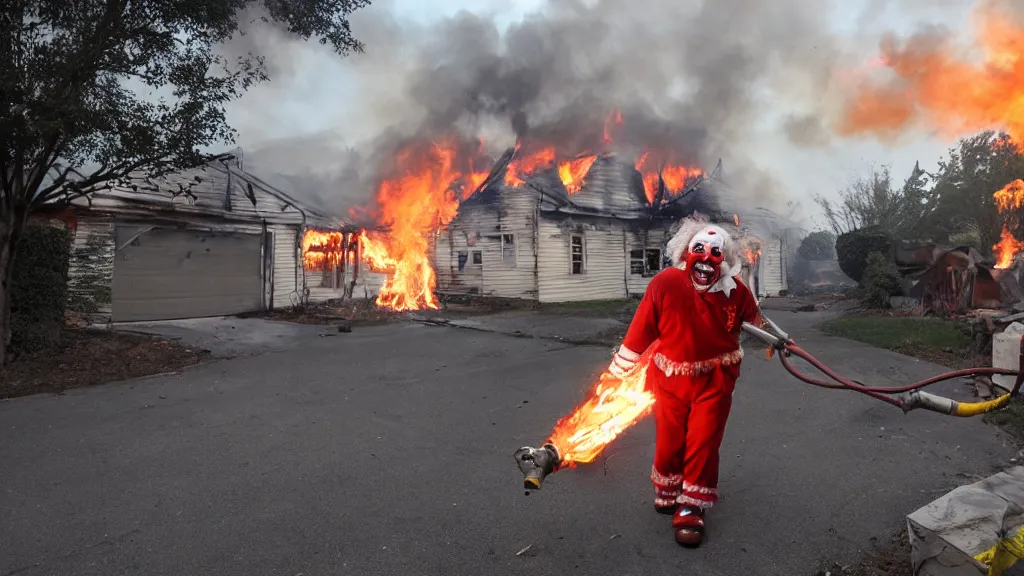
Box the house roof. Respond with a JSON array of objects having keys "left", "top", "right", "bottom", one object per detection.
[
  {"left": 460, "top": 147, "right": 729, "bottom": 222},
  {"left": 65, "top": 149, "right": 360, "bottom": 231}
]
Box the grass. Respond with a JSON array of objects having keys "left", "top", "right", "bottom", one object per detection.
[
  {"left": 818, "top": 315, "right": 975, "bottom": 369},
  {"left": 820, "top": 313, "right": 1024, "bottom": 442}
]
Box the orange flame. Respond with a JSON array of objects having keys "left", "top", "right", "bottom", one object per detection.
[
  {"left": 745, "top": 248, "right": 762, "bottom": 265},
  {"left": 354, "top": 136, "right": 485, "bottom": 311},
  {"left": 505, "top": 145, "right": 556, "bottom": 187},
  {"left": 837, "top": 2, "right": 1024, "bottom": 270},
  {"left": 733, "top": 214, "right": 741, "bottom": 227},
  {"left": 546, "top": 348, "right": 657, "bottom": 465},
  {"left": 634, "top": 151, "right": 704, "bottom": 204},
  {"left": 837, "top": 1, "right": 1024, "bottom": 144},
  {"left": 993, "top": 179, "right": 1024, "bottom": 268},
  {"left": 993, "top": 224, "right": 1024, "bottom": 268},
  {"left": 558, "top": 154, "right": 599, "bottom": 194},
  {"left": 302, "top": 230, "right": 346, "bottom": 270},
  {"left": 994, "top": 178, "right": 1024, "bottom": 211}
]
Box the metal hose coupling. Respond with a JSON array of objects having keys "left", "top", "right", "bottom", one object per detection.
[{"left": 514, "top": 443, "right": 561, "bottom": 490}]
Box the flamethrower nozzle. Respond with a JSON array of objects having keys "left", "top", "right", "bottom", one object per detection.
[{"left": 514, "top": 444, "right": 561, "bottom": 490}]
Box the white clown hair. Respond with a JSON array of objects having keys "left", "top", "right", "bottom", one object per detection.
[{"left": 665, "top": 214, "right": 744, "bottom": 297}]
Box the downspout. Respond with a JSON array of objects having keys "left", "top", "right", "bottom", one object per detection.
[
  {"left": 262, "top": 219, "right": 272, "bottom": 311},
  {"left": 621, "top": 227, "right": 629, "bottom": 298}
]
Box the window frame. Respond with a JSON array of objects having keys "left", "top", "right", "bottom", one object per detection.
[
  {"left": 500, "top": 233, "right": 517, "bottom": 267},
  {"left": 570, "top": 233, "right": 586, "bottom": 275}
]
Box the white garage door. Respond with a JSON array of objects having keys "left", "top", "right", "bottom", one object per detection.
[{"left": 112, "top": 227, "right": 263, "bottom": 322}]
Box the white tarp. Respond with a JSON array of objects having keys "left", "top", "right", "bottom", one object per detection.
[{"left": 908, "top": 466, "right": 1024, "bottom": 576}]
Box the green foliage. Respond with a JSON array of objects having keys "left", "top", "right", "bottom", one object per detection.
[
  {"left": 797, "top": 230, "right": 836, "bottom": 261},
  {"left": 835, "top": 227, "right": 893, "bottom": 283},
  {"left": 9, "top": 224, "right": 72, "bottom": 357},
  {"left": 859, "top": 251, "right": 902, "bottom": 309},
  {"left": 3, "top": 0, "right": 369, "bottom": 208},
  {"left": 925, "top": 132, "right": 1024, "bottom": 251},
  {"left": 814, "top": 163, "right": 932, "bottom": 238},
  {"left": 948, "top": 230, "right": 982, "bottom": 252}
]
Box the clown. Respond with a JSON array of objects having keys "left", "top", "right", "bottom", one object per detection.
[{"left": 607, "top": 215, "right": 763, "bottom": 547}]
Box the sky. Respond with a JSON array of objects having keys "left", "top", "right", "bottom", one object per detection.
[{"left": 220, "top": 0, "right": 983, "bottom": 230}]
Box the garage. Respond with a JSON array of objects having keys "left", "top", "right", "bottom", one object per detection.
[{"left": 111, "top": 226, "right": 264, "bottom": 322}]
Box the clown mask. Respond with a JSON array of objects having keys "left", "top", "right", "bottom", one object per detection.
[{"left": 685, "top": 227, "right": 726, "bottom": 290}]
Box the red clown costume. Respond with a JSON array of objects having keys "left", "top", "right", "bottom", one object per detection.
[{"left": 607, "top": 216, "right": 763, "bottom": 547}]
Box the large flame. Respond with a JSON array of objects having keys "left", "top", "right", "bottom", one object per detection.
[
  {"left": 635, "top": 151, "right": 705, "bottom": 204},
  {"left": 352, "top": 136, "right": 486, "bottom": 311},
  {"left": 546, "top": 347, "right": 657, "bottom": 465},
  {"left": 838, "top": 0, "right": 1024, "bottom": 270},
  {"left": 993, "top": 179, "right": 1024, "bottom": 268},
  {"left": 302, "top": 230, "right": 347, "bottom": 270},
  {"left": 837, "top": 1, "right": 1024, "bottom": 142},
  {"left": 558, "top": 154, "right": 599, "bottom": 194}
]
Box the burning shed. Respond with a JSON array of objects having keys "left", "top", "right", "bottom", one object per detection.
[{"left": 433, "top": 148, "right": 781, "bottom": 302}]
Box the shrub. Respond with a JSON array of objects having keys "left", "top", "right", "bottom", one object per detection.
[
  {"left": 836, "top": 227, "right": 893, "bottom": 283},
  {"left": 860, "top": 251, "right": 903, "bottom": 309},
  {"left": 797, "top": 230, "right": 836, "bottom": 261},
  {"left": 9, "top": 222, "right": 72, "bottom": 357}
]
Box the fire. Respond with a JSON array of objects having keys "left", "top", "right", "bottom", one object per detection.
[
  {"left": 994, "top": 179, "right": 1024, "bottom": 211},
  {"left": 993, "top": 179, "right": 1024, "bottom": 268},
  {"left": 354, "top": 136, "right": 485, "bottom": 311},
  {"left": 302, "top": 230, "right": 346, "bottom": 270},
  {"left": 545, "top": 348, "right": 657, "bottom": 465},
  {"left": 733, "top": 214, "right": 741, "bottom": 227},
  {"left": 993, "top": 224, "right": 1024, "bottom": 268},
  {"left": 744, "top": 248, "right": 762, "bottom": 265},
  {"left": 837, "top": 1, "right": 1024, "bottom": 143},
  {"left": 634, "top": 151, "right": 705, "bottom": 204},
  {"left": 837, "top": 1, "right": 1024, "bottom": 271},
  {"left": 558, "top": 154, "right": 599, "bottom": 194},
  {"left": 505, "top": 145, "right": 556, "bottom": 187}
]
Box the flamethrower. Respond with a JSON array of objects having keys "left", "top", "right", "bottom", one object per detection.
[{"left": 515, "top": 315, "right": 1024, "bottom": 490}]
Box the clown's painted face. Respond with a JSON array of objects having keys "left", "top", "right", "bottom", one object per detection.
[{"left": 685, "top": 227, "right": 726, "bottom": 290}]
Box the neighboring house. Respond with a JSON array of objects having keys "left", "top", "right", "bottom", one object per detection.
[
  {"left": 434, "top": 151, "right": 788, "bottom": 302},
  {"left": 40, "top": 150, "right": 383, "bottom": 323}
]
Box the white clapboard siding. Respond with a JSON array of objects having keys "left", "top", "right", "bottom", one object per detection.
[
  {"left": 481, "top": 189, "right": 537, "bottom": 299},
  {"left": 760, "top": 236, "right": 785, "bottom": 296},
  {"left": 437, "top": 186, "right": 539, "bottom": 299},
  {"left": 272, "top": 225, "right": 300, "bottom": 308},
  {"left": 537, "top": 218, "right": 627, "bottom": 302}
]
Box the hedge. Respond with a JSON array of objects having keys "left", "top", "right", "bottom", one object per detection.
[
  {"left": 9, "top": 222, "right": 72, "bottom": 357},
  {"left": 836, "top": 227, "right": 893, "bottom": 283}
]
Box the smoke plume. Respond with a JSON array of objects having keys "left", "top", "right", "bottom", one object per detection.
[{"left": 220, "top": 0, "right": 980, "bottom": 225}]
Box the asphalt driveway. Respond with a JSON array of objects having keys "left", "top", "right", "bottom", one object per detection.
[{"left": 0, "top": 312, "right": 1018, "bottom": 576}]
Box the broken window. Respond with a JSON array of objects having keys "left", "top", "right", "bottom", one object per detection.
[
  {"left": 501, "top": 234, "right": 516, "bottom": 266},
  {"left": 472, "top": 250, "right": 482, "bottom": 265},
  {"left": 570, "top": 234, "right": 585, "bottom": 275},
  {"left": 630, "top": 248, "right": 662, "bottom": 277},
  {"left": 457, "top": 250, "right": 468, "bottom": 271}
]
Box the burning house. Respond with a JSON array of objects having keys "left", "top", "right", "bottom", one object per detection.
[
  {"left": 47, "top": 151, "right": 383, "bottom": 323},
  {"left": 433, "top": 148, "right": 787, "bottom": 302}
]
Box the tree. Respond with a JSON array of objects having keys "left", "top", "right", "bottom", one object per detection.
[
  {"left": 0, "top": 0, "right": 369, "bottom": 364},
  {"left": 924, "top": 131, "right": 1024, "bottom": 251},
  {"left": 797, "top": 230, "right": 836, "bottom": 261},
  {"left": 814, "top": 163, "right": 932, "bottom": 239}
]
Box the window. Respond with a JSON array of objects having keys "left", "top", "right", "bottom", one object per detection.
[
  {"left": 457, "top": 250, "right": 468, "bottom": 272},
  {"left": 630, "top": 248, "right": 662, "bottom": 277},
  {"left": 501, "top": 234, "right": 516, "bottom": 266},
  {"left": 570, "top": 234, "right": 585, "bottom": 275},
  {"left": 472, "top": 250, "right": 483, "bottom": 265}
]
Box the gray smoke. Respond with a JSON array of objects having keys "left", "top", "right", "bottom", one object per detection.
[{"left": 220, "top": 0, "right": 981, "bottom": 225}]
